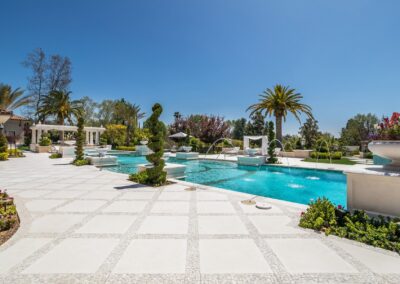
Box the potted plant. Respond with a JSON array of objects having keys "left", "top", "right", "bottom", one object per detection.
[
  {"left": 35, "top": 133, "right": 52, "bottom": 153},
  {"left": 368, "top": 112, "right": 400, "bottom": 167}
]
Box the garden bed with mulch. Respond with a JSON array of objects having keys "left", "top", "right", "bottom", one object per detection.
[{"left": 0, "top": 190, "right": 19, "bottom": 246}]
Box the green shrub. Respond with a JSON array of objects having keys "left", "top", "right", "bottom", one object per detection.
[
  {"left": 299, "top": 198, "right": 337, "bottom": 233},
  {"left": 129, "top": 171, "right": 149, "bottom": 184},
  {"left": 0, "top": 190, "right": 18, "bottom": 232},
  {"left": 39, "top": 134, "right": 51, "bottom": 146},
  {"left": 74, "top": 117, "right": 85, "bottom": 163},
  {"left": 310, "top": 151, "right": 342, "bottom": 160},
  {"left": 299, "top": 198, "right": 400, "bottom": 253},
  {"left": 0, "top": 153, "right": 8, "bottom": 161},
  {"left": 116, "top": 146, "right": 136, "bottom": 151},
  {"left": 17, "top": 145, "right": 30, "bottom": 151},
  {"left": 49, "top": 153, "right": 62, "bottom": 159},
  {"left": 331, "top": 152, "right": 342, "bottom": 159},
  {"left": 189, "top": 137, "right": 204, "bottom": 152},
  {"left": 364, "top": 152, "right": 373, "bottom": 159},
  {"left": 133, "top": 103, "right": 167, "bottom": 186},
  {"left": 8, "top": 149, "right": 23, "bottom": 157},
  {"left": 310, "top": 152, "right": 328, "bottom": 159},
  {"left": 284, "top": 142, "right": 293, "bottom": 152},
  {"left": 102, "top": 124, "right": 126, "bottom": 147},
  {"left": 267, "top": 121, "right": 277, "bottom": 163},
  {"left": 73, "top": 159, "right": 90, "bottom": 166},
  {"left": 0, "top": 132, "right": 7, "bottom": 153}
]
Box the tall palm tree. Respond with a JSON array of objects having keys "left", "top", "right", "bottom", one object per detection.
[
  {"left": 37, "top": 90, "right": 83, "bottom": 141},
  {"left": 114, "top": 99, "right": 145, "bottom": 145},
  {"left": 247, "top": 84, "right": 313, "bottom": 143},
  {"left": 0, "top": 84, "right": 31, "bottom": 112}
]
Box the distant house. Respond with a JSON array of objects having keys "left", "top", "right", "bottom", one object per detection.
[{"left": 2, "top": 113, "right": 31, "bottom": 145}]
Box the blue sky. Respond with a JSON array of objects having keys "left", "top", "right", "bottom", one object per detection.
[{"left": 1, "top": 0, "right": 399, "bottom": 135}]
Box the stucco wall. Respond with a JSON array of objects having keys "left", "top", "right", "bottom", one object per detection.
[
  {"left": 346, "top": 172, "right": 400, "bottom": 217},
  {"left": 4, "top": 120, "right": 27, "bottom": 144}
]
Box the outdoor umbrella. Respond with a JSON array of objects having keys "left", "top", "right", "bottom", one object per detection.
[{"left": 169, "top": 132, "right": 188, "bottom": 139}]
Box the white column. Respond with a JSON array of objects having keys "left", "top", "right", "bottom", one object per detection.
[
  {"left": 85, "top": 131, "right": 89, "bottom": 145},
  {"left": 91, "top": 132, "right": 95, "bottom": 145},
  {"left": 31, "top": 128, "right": 37, "bottom": 144},
  {"left": 94, "top": 131, "right": 98, "bottom": 145},
  {"left": 37, "top": 129, "right": 42, "bottom": 143}
]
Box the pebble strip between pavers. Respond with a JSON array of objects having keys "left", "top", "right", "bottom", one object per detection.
[{"left": 1, "top": 154, "right": 400, "bottom": 284}]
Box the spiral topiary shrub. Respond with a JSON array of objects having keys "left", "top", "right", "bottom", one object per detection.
[
  {"left": 130, "top": 103, "right": 167, "bottom": 186},
  {"left": 267, "top": 121, "right": 278, "bottom": 163},
  {"left": 73, "top": 117, "right": 85, "bottom": 165}
]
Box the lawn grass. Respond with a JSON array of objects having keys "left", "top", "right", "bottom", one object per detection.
[{"left": 303, "top": 158, "right": 357, "bottom": 165}]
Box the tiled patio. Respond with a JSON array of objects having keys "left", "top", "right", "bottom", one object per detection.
[{"left": 1, "top": 153, "right": 400, "bottom": 283}]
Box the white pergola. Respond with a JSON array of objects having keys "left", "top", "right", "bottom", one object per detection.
[
  {"left": 243, "top": 135, "right": 269, "bottom": 155},
  {"left": 30, "top": 123, "right": 105, "bottom": 146}
]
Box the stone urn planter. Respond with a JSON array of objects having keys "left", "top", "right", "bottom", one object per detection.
[
  {"left": 182, "top": 146, "right": 192, "bottom": 153},
  {"left": 368, "top": 140, "right": 400, "bottom": 167},
  {"left": 140, "top": 140, "right": 148, "bottom": 145}
]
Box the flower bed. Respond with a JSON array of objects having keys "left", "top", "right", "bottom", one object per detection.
[
  {"left": 0, "top": 190, "right": 19, "bottom": 245},
  {"left": 299, "top": 198, "right": 400, "bottom": 253},
  {"left": 371, "top": 112, "right": 400, "bottom": 140}
]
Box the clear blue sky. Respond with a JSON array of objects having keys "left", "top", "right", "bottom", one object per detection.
[{"left": 1, "top": 0, "right": 399, "bottom": 136}]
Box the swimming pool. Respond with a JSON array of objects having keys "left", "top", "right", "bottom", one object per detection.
[{"left": 105, "top": 155, "right": 347, "bottom": 206}]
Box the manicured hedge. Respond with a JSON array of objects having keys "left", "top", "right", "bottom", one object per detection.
[
  {"left": 310, "top": 151, "right": 342, "bottom": 160},
  {"left": 116, "top": 146, "right": 136, "bottom": 151}
]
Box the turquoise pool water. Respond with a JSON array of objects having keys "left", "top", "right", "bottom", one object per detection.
[{"left": 105, "top": 156, "right": 347, "bottom": 206}]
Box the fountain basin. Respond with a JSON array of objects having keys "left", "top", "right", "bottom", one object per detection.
[
  {"left": 368, "top": 141, "right": 399, "bottom": 167},
  {"left": 176, "top": 152, "right": 199, "bottom": 160},
  {"left": 238, "top": 156, "right": 265, "bottom": 166},
  {"left": 88, "top": 155, "right": 118, "bottom": 166}
]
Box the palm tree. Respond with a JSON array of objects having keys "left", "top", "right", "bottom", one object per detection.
[
  {"left": 247, "top": 84, "right": 313, "bottom": 143},
  {"left": 37, "top": 90, "right": 83, "bottom": 141},
  {"left": 114, "top": 99, "right": 145, "bottom": 145},
  {"left": 0, "top": 84, "right": 31, "bottom": 111}
]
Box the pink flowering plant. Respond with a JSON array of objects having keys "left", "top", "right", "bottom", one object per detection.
[{"left": 372, "top": 112, "right": 400, "bottom": 140}]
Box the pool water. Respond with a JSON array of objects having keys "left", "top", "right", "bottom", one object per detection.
[{"left": 105, "top": 156, "right": 347, "bottom": 206}]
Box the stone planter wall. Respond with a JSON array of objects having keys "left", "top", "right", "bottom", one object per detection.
[
  {"left": 34, "top": 145, "right": 51, "bottom": 153},
  {"left": 280, "top": 150, "right": 313, "bottom": 158},
  {"left": 346, "top": 171, "right": 400, "bottom": 217}
]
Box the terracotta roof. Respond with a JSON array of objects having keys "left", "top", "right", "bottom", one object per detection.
[
  {"left": 0, "top": 109, "right": 12, "bottom": 115},
  {"left": 10, "top": 114, "right": 29, "bottom": 121}
]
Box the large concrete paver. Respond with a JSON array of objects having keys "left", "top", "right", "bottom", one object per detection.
[{"left": 0, "top": 153, "right": 399, "bottom": 283}]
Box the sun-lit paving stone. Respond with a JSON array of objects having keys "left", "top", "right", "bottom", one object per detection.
[{"left": 0, "top": 153, "right": 398, "bottom": 283}]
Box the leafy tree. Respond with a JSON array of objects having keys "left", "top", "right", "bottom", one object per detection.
[
  {"left": 131, "top": 103, "right": 167, "bottom": 186},
  {"left": 23, "top": 49, "right": 72, "bottom": 121},
  {"left": 37, "top": 90, "right": 83, "bottom": 141},
  {"left": 22, "top": 48, "right": 47, "bottom": 120},
  {"left": 169, "top": 111, "right": 188, "bottom": 134},
  {"left": 46, "top": 54, "right": 72, "bottom": 92},
  {"left": 231, "top": 118, "right": 247, "bottom": 140},
  {"left": 247, "top": 84, "right": 313, "bottom": 142},
  {"left": 113, "top": 99, "right": 145, "bottom": 145},
  {"left": 267, "top": 121, "right": 277, "bottom": 163},
  {"left": 169, "top": 114, "right": 230, "bottom": 144},
  {"left": 340, "top": 113, "right": 379, "bottom": 146},
  {"left": 245, "top": 112, "right": 265, "bottom": 135},
  {"left": 299, "top": 118, "right": 320, "bottom": 149},
  {"left": 80, "top": 96, "right": 99, "bottom": 126},
  {"left": 97, "top": 100, "right": 116, "bottom": 126},
  {"left": 0, "top": 84, "right": 31, "bottom": 111},
  {"left": 74, "top": 117, "right": 85, "bottom": 162},
  {"left": 102, "top": 124, "right": 127, "bottom": 147}
]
